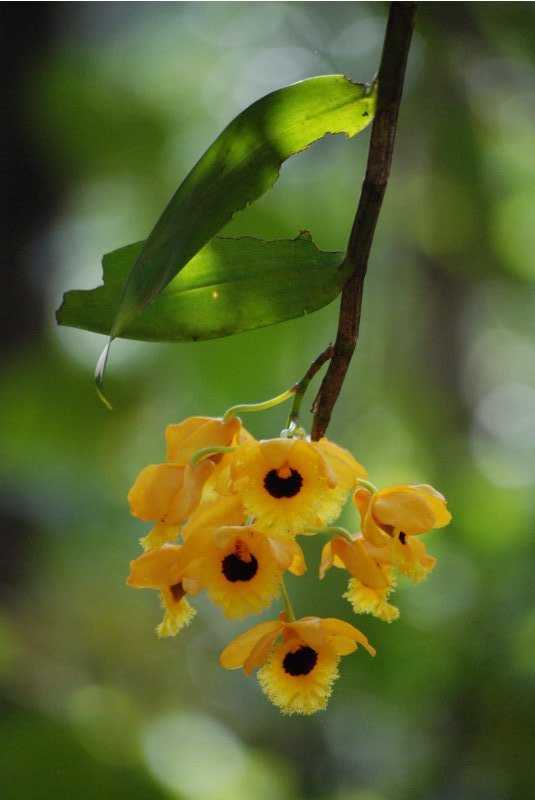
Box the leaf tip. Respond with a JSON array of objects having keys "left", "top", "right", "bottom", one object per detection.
[
  {"left": 95, "top": 340, "right": 113, "bottom": 410},
  {"left": 55, "top": 295, "right": 66, "bottom": 326}
]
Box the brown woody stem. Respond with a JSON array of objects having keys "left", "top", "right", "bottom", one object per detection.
[{"left": 311, "top": 2, "right": 417, "bottom": 440}]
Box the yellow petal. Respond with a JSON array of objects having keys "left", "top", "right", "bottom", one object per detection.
[
  {"left": 156, "top": 593, "right": 196, "bottom": 637},
  {"left": 371, "top": 484, "right": 451, "bottom": 535},
  {"left": 180, "top": 555, "right": 207, "bottom": 583},
  {"left": 411, "top": 484, "right": 452, "bottom": 527},
  {"left": 165, "top": 416, "right": 241, "bottom": 463},
  {"left": 211, "top": 461, "right": 233, "bottom": 496},
  {"left": 128, "top": 463, "right": 185, "bottom": 522},
  {"left": 364, "top": 537, "right": 436, "bottom": 582},
  {"left": 321, "top": 617, "right": 376, "bottom": 656},
  {"left": 220, "top": 620, "right": 282, "bottom": 671},
  {"left": 354, "top": 489, "right": 389, "bottom": 546},
  {"left": 344, "top": 574, "right": 400, "bottom": 623},
  {"left": 266, "top": 536, "right": 299, "bottom": 571},
  {"left": 315, "top": 439, "right": 368, "bottom": 490},
  {"left": 287, "top": 542, "right": 307, "bottom": 576},
  {"left": 319, "top": 541, "right": 335, "bottom": 579},
  {"left": 284, "top": 617, "right": 327, "bottom": 650},
  {"left": 127, "top": 460, "right": 213, "bottom": 526},
  {"left": 292, "top": 439, "right": 337, "bottom": 487},
  {"left": 127, "top": 545, "right": 183, "bottom": 589},
  {"left": 140, "top": 521, "right": 179, "bottom": 551},
  {"left": 243, "top": 627, "right": 285, "bottom": 676},
  {"left": 182, "top": 493, "right": 245, "bottom": 540},
  {"left": 168, "top": 461, "right": 215, "bottom": 524},
  {"left": 182, "top": 575, "right": 203, "bottom": 596},
  {"left": 254, "top": 438, "right": 294, "bottom": 469},
  {"left": 328, "top": 635, "right": 358, "bottom": 656},
  {"left": 210, "top": 525, "right": 249, "bottom": 550},
  {"left": 373, "top": 489, "right": 436, "bottom": 534},
  {"left": 331, "top": 537, "right": 390, "bottom": 589},
  {"left": 402, "top": 537, "right": 436, "bottom": 581},
  {"left": 353, "top": 487, "right": 372, "bottom": 517}
]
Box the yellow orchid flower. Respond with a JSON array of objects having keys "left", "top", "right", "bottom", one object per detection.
[
  {"left": 231, "top": 436, "right": 367, "bottom": 537},
  {"left": 126, "top": 544, "right": 198, "bottom": 637},
  {"left": 354, "top": 483, "right": 451, "bottom": 547},
  {"left": 127, "top": 515, "right": 306, "bottom": 625},
  {"left": 320, "top": 535, "right": 399, "bottom": 622},
  {"left": 180, "top": 524, "right": 306, "bottom": 619},
  {"left": 128, "top": 416, "right": 248, "bottom": 550},
  {"left": 220, "top": 613, "right": 375, "bottom": 715}
]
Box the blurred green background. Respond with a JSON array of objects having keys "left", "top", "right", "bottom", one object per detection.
[{"left": 2, "top": 2, "right": 535, "bottom": 798}]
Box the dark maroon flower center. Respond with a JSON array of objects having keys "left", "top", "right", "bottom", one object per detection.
[
  {"left": 283, "top": 645, "right": 318, "bottom": 676},
  {"left": 222, "top": 552, "right": 259, "bottom": 582},
  {"left": 170, "top": 582, "right": 185, "bottom": 602},
  {"left": 264, "top": 467, "right": 303, "bottom": 499}
]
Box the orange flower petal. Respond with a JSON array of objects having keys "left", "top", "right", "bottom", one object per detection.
[
  {"left": 243, "top": 626, "right": 285, "bottom": 676},
  {"left": 165, "top": 416, "right": 242, "bottom": 463},
  {"left": 284, "top": 617, "right": 327, "bottom": 650},
  {"left": 140, "top": 521, "right": 179, "bottom": 551},
  {"left": 364, "top": 537, "right": 436, "bottom": 582},
  {"left": 354, "top": 489, "right": 387, "bottom": 546},
  {"left": 253, "top": 438, "right": 294, "bottom": 470},
  {"left": 287, "top": 542, "right": 307, "bottom": 576},
  {"left": 266, "top": 536, "right": 300, "bottom": 571},
  {"left": 373, "top": 488, "right": 436, "bottom": 534},
  {"left": 210, "top": 525, "right": 249, "bottom": 550},
  {"left": 181, "top": 493, "right": 245, "bottom": 539},
  {"left": 330, "top": 537, "right": 390, "bottom": 589},
  {"left": 220, "top": 620, "right": 282, "bottom": 671},
  {"left": 128, "top": 463, "right": 185, "bottom": 522},
  {"left": 328, "top": 635, "right": 358, "bottom": 656},
  {"left": 126, "top": 545, "right": 183, "bottom": 589},
  {"left": 127, "top": 461, "right": 213, "bottom": 526},
  {"left": 411, "top": 484, "right": 452, "bottom": 527},
  {"left": 321, "top": 617, "right": 376, "bottom": 656},
  {"left": 315, "top": 438, "right": 368, "bottom": 490},
  {"left": 353, "top": 487, "right": 372, "bottom": 517},
  {"left": 319, "top": 541, "right": 335, "bottom": 580},
  {"left": 168, "top": 461, "right": 215, "bottom": 524}
]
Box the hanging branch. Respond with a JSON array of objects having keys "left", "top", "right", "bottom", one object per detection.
[{"left": 311, "top": 2, "right": 417, "bottom": 440}]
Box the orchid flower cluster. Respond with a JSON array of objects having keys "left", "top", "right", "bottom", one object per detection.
[{"left": 127, "top": 391, "right": 451, "bottom": 715}]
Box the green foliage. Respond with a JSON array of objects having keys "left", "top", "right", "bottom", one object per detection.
[
  {"left": 57, "top": 234, "right": 346, "bottom": 341},
  {"left": 55, "top": 73, "right": 374, "bottom": 400},
  {"left": 0, "top": 708, "right": 165, "bottom": 800},
  {"left": 101, "top": 75, "right": 375, "bottom": 342}
]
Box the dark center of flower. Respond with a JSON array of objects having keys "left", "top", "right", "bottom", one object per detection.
[
  {"left": 264, "top": 467, "right": 303, "bottom": 499},
  {"left": 222, "top": 552, "right": 259, "bottom": 582},
  {"left": 170, "top": 582, "right": 185, "bottom": 603},
  {"left": 399, "top": 532, "right": 407, "bottom": 545},
  {"left": 282, "top": 645, "right": 318, "bottom": 676}
]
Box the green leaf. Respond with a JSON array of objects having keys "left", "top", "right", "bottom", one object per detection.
[
  {"left": 73, "top": 74, "right": 375, "bottom": 402},
  {"left": 57, "top": 234, "right": 347, "bottom": 342},
  {"left": 109, "top": 75, "right": 375, "bottom": 340}
]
